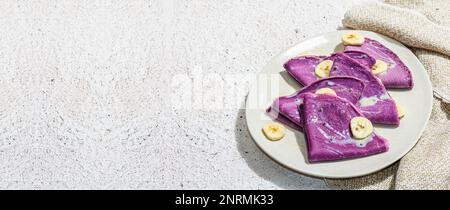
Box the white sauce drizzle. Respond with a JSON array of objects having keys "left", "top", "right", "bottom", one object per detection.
[
  {"left": 358, "top": 93, "right": 389, "bottom": 107},
  {"left": 359, "top": 96, "right": 378, "bottom": 107},
  {"left": 314, "top": 120, "right": 375, "bottom": 148}
]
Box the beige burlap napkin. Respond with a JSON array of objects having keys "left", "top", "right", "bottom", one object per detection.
[{"left": 327, "top": 0, "right": 450, "bottom": 190}]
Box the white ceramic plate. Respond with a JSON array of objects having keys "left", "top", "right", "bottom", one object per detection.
[{"left": 245, "top": 30, "right": 433, "bottom": 178}]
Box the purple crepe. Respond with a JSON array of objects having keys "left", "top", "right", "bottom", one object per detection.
[
  {"left": 284, "top": 55, "right": 326, "bottom": 86},
  {"left": 343, "top": 50, "right": 376, "bottom": 70},
  {"left": 345, "top": 38, "right": 413, "bottom": 89},
  {"left": 266, "top": 107, "right": 303, "bottom": 131},
  {"left": 268, "top": 77, "right": 365, "bottom": 130},
  {"left": 302, "top": 93, "right": 389, "bottom": 163},
  {"left": 329, "top": 53, "right": 400, "bottom": 125}
]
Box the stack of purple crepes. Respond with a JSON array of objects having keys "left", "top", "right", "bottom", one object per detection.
[{"left": 267, "top": 37, "right": 413, "bottom": 163}]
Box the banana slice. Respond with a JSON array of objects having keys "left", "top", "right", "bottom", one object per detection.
[
  {"left": 372, "top": 60, "right": 388, "bottom": 75},
  {"left": 350, "top": 117, "right": 373, "bottom": 139},
  {"left": 342, "top": 33, "right": 365, "bottom": 46},
  {"left": 262, "top": 122, "right": 286, "bottom": 141},
  {"left": 315, "top": 88, "right": 337, "bottom": 96},
  {"left": 396, "top": 103, "right": 406, "bottom": 118},
  {"left": 314, "top": 60, "right": 333, "bottom": 78}
]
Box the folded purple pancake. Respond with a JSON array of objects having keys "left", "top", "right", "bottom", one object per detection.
[
  {"left": 284, "top": 53, "right": 377, "bottom": 87},
  {"left": 342, "top": 51, "right": 376, "bottom": 70},
  {"left": 284, "top": 55, "right": 326, "bottom": 86},
  {"left": 266, "top": 106, "right": 303, "bottom": 131},
  {"left": 302, "top": 93, "right": 389, "bottom": 163},
  {"left": 345, "top": 38, "right": 413, "bottom": 89},
  {"left": 267, "top": 77, "right": 365, "bottom": 130},
  {"left": 329, "top": 53, "right": 400, "bottom": 125}
]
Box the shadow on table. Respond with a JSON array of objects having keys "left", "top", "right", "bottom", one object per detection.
[{"left": 234, "top": 100, "right": 327, "bottom": 189}]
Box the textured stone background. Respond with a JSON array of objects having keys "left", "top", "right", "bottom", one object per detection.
[{"left": 0, "top": 0, "right": 375, "bottom": 189}]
